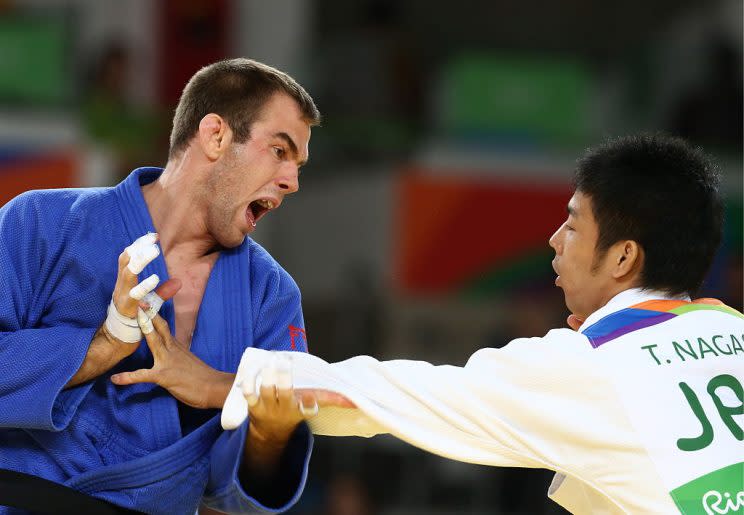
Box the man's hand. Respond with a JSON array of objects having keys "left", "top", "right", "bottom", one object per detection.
[
  {"left": 111, "top": 236, "right": 180, "bottom": 320},
  {"left": 242, "top": 358, "right": 317, "bottom": 445},
  {"left": 220, "top": 351, "right": 356, "bottom": 492},
  {"left": 105, "top": 233, "right": 180, "bottom": 345},
  {"left": 65, "top": 240, "right": 180, "bottom": 388},
  {"left": 239, "top": 357, "right": 326, "bottom": 484},
  {"left": 222, "top": 351, "right": 355, "bottom": 430},
  {"left": 110, "top": 314, "right": 234, "bottom": 410}
]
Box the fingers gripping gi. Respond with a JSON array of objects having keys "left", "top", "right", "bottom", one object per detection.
[{"left": 221, "top": 352, "right": 318, "bottom": 430}]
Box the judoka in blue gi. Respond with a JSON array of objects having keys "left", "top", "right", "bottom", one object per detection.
[{"left": 0, "top": 58, "right": 323, "bottom": 514}]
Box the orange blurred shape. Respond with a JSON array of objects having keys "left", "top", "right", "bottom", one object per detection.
[
  {"left": 394, "top": 169, "right": 570, "bottom": 294},
  {"left": 0, "top": 153, "right": 77, "bottom": 206}
]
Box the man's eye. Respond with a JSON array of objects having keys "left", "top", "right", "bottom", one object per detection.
[{"left": 273, "top": 147, "right": 285, "bottom": 159}]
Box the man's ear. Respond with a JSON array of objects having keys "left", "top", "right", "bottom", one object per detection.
[
  {"left": 611, "top": 240, "right": 642, "bottom": 280},
  {"left": 197, "top": 114, "right": 232, "bottom": 161}
]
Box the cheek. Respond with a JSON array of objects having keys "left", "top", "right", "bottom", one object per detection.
[{"left": 562, "top": 241, "right": 593, "bottom": 279}]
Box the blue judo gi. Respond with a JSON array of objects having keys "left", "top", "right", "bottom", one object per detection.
[{"left": 0, "top": 168, "right": 312, "bottom": 514}]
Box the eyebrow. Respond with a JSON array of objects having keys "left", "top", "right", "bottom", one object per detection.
[
  {"left": 567, "top": 205, "right": 577, "bottom": 217},
  {"left": 273, "top": 132, "right": 307, "bottom": 167}
]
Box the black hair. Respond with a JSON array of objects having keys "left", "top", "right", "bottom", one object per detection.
[{"left": 575, "top": 133, "right": 723, "bottom": 297}]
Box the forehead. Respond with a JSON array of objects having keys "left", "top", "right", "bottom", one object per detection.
[
  {"left": 567, "top": 192, "right": 597, "bottom": 223},
  {"left": 255, "top": 94, "right": 309, "bottom": 133},
  {"left": 568, "top": 192, "right": 587, "bottom": 215}
]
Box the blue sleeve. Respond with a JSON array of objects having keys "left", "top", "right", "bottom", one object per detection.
[
  {"left": 0, "top": 194, "right": 98, "bottom": 430},
  {"left": 204, "top": 253, "right": 312, "bottom": 513},
  {"left": 202, "top": 421, "right": 313, "bottom": 514}
]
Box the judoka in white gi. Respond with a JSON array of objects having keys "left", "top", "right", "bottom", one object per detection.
[{"left": 218, "top": 134, "right": 743, "bottom": 514}]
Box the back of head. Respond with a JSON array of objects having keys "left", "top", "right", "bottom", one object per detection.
[
  {"left": 574, "top": 134, "right": 723, "bottom": 297},
  {"left": 169, "top": 58, "right": 321, "bottom": 159}
]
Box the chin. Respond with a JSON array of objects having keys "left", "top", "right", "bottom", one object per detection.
[
  {"left": 566, "top": 299, "right": 596, "bottom": 323},
  {"left": 563, "top": 293, "right": 583, "bottom": 319},
  {"left": 215, "top": 230, "right": 247, "bottom": 250},
  {"left": 226, "top": 235, "right": 247, "bottom": 248}
]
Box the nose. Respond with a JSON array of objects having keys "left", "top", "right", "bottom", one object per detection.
[
  {"left": 276, "top": 166, "right": 299, "bottom": 194},
  {"left": 549, "top": 224, "right": 563, "bottom": 253}
]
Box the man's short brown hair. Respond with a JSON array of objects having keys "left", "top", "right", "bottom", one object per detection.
[{"left": 169, "top": 58, "right": 321, "bottom": 159}]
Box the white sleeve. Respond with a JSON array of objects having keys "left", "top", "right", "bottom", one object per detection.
[{"left": 231, "top": 329, "right": 623, "bottom": 473}]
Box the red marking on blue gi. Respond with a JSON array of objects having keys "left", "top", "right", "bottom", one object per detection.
[{"left": 289, "top": 325, "right": 306, "bottom": 350}]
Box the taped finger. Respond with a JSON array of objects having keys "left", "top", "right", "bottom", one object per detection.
[
  {"left": 129, "top": 274, "right": 160, "bottom": 300},
  {"left": 240, "top": 370, "right": 260, "bottom": 407},
  {"left": 259, "top": 364, "right": 279, "bottom": 402},
  {"left": 298, "top": 394, "right": 319, "bottom": 417},
  {"left": 126, "top": 233, "right": 160, "bottom": 274},
  {"left": 137, "top": 308, "right": 154, "bottom": 334},
  {"left": 275, "top": 355, "right": 293, "bottom": 390},
  {"left": 142, "top": 291, "right": 164, "bottom": 319},
  {"left": 222, "top": 383, "right": 249, "bottom": 430}
]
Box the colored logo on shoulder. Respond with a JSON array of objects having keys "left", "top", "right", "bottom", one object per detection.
[{"left": 289, "top": 325, "right": 306, "bottom": 350}]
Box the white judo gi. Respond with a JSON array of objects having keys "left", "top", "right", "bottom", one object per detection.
[{"left": 224, "top": 288, "right": 744, "bottom": 514}]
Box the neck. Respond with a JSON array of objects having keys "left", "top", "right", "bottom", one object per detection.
[
  {"left": 598, "top": 283, "right": 637, "bottom": 312},
  {"left": 142, "top": 153, "right": 217, "bottom": 259},
  {"left": 578, "top": 275, "right": 643, "bottom": 323}
]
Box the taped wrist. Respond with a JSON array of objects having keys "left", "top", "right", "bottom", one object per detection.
[{"left": 104, "top": 299, "right": 142, "bottom": 343}]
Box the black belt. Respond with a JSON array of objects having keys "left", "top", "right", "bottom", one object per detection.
[{"left": 0, "top": 469, "right": 143, "bottom": 514}]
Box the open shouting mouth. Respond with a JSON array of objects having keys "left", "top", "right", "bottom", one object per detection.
[{"left": 246, "top": 198, "right": 278, "bottom": 228}]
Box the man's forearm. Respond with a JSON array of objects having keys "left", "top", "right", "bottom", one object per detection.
[
  {"left": 65, "top": 325, "right": 137, "bottom": 388},
  {"left": 208, "top": 372, "right": 235, "bottom": 409},
  {"left": 237, "top": 423, "right": 297, "bottom": 505},
  {"left": 241, "top": 424, "right": 293, "bottom": 477}
]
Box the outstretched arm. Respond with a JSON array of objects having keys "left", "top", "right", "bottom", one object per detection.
[{"left": 226, "top": 332, "right": 613, "bottom": 473}]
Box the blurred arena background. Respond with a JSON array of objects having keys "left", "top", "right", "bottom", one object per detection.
[{"left": 0, "top": 0, "right": 741, "bottom": 513}]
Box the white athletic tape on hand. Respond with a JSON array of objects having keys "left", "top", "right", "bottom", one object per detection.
[
  {"left": 275, "top": 355, "right": 293, "bottom": 390},
  {"left": 223, "top": 353, "right": 266, "bottom": 429},
  {"left": 142, "top": 291, "right": 164, "bottom": 320},
  {"left": 125, "top": 233, "right": 160, "bottom": 274},
  {"left": 137, "top": 308, "right": 154, "bottom": 334},
  {"left": 271, "top": 356, "right": 317, "bottom": 416},
  {"left": 242, "top": 374, "right": 260, "bottom": 407},
  {"left": 259, "top": 363, "right": 278, "bottom": 389},
  {"left": 223, "top": 387, "right": 249, "bottom": 429},
  {"left": 105, "top": 299, "right": 142, "bottom": 343},
  {"left": 299, "top": 397, "right": 319, "bottom": 417},
  {"left": 129, "top": 274, "right": 160, "bottom": 300},
  {"left": 222, "top": 354, "right": 301, "bottom": 430}
]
